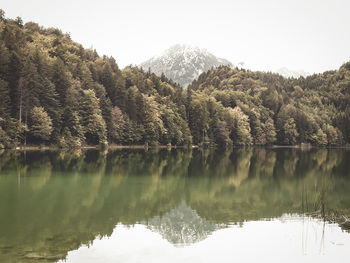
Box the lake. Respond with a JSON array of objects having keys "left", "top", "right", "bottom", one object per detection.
[{"left": 0, "top": 148, "right": 349, "bottom": 262}]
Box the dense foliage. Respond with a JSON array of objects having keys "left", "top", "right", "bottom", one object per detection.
[
  {"left": 188, "top": 65, "right": 350, "bottom": 146},
  {"left": 0, "top": 12, "right": 349, "bottom": 148},
  {"left": 0, "top": 12, "right": 191, "bottom": 148}
]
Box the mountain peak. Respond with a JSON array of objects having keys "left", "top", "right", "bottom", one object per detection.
[
  {"left": 163, "top": 44, "right": 209, "bottom": 56},
  {"left": 140, "top": 44, "right": 232, "bottom": 87}
]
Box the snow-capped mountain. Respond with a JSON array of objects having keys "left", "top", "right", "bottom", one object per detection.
[
  {"left": 275, "top": 67, "right": 310, "bottom": 78},
  {"left": 140, "top": 44, "right": 233, "bottom": 87},
  {"left": 144, "top": 203, "right": 222, "bottom": 246}
]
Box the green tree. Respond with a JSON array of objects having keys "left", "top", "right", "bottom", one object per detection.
[
  {"left": 0, "top": 79, "right": 10, "bottom": 118},
  {"left": 188, "top": 92, "right": 210, "bottom": 145},
  {"left": 282, "top": 118, "right": 299, "bottom": 145},
  {"left": 80, "top": 89, "right": 107, "bottom": 145},
  {"left": 30, "top": 106, "right": 53, "bottom": 142},
  {"left": 109, "top": 106, "right": 125, "bottom": 143},
  {"left": 58, "top": 127, "right": 81, "bottom": 148},
  {"left": 323, "top": 124, "right": 340, "bottom": 146},
  {"left": 213, "top": 119, "right": 232, "bottom": 147},
  {"left": 314, "top": 128, "right": 328, "bottom": 146},
  {"left": 225, "top": 107, "right": 252, "bottom": 145},
  {"left": 264, "top": 118, "right": 277, "bottom": 144}
]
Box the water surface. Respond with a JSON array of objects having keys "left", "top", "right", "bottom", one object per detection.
[{"left": 0, "top": 148, "right": 349, "bottom": 262}]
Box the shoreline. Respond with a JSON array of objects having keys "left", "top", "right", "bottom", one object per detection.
[
  {"left": 2, "top": 144, "right": 349, "bottom": 151},
  {"left": 5, "top": 144, "right": 188, "bottom": 151}
]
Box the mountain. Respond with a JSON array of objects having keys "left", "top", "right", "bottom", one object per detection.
[
  {"left": 275, "top": 67, "right": 310, "bottom": 78},
  {"left": 0, "top": 12, "right": 349, "bottom": 148},
  {"left": 140, "top": 44, "right": 233, "bottom": 87},
  {"left": 144, "top": 203, "right": 222, "bottom": 246}
]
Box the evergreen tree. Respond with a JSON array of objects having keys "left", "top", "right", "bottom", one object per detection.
[
  {"left": 0, "top": 14, "right": 349, "bottom": 148},
  {"left": 30, "top": 106, "right": 53, "bottom": 142},
  {"left": 80, "top": 89, "right": 107, "bottom": 145}
]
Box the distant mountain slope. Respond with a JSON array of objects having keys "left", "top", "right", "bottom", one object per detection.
[
  {"left": 140, "top": 44, "right": 232, "bottom": 87},
  {"left": 275, "top": 67, "right": 310, "bottom": 78}
]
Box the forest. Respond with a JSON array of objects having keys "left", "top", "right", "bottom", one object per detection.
[{"left": 0, "top": 11, "right": 349, "bottom": 148}]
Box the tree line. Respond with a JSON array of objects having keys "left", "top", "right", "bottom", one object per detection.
[{"left": 0, "top": 11, "right": 349, "bottom": 148}]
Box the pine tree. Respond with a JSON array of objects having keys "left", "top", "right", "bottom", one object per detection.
[
  {"left": 80, "top": 89, "right": 107, "bottom": 145},
  {"left": 30, "top": 106, "right": 53, "bottom": 142}
]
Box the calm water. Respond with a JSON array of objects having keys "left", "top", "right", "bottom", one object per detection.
[{"left": 0, "top": 148, "right": 349, "bottom": 262}]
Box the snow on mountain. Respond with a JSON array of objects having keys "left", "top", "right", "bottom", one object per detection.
[
  {"left": 143, "top": 203, "right": 222, "bottom": 246},
  {"left": 140, "top": 44, "right": 233, "bottom": 87},
  {"left": 275, "top": 67, "right": 310, "bottom": 78}
]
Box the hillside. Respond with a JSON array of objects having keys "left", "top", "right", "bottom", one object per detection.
[
  {"left": 140, "top": 44, "right": 232, "bottom": 87},
  {"left": 188, "top": 66, "right": 350, "bottom": 146},
  {"left": 0, "top": 13, "right": 191, "bottom": 148},
  {"left": 0, "top": 12, "right": 349, "bottom": 148}
]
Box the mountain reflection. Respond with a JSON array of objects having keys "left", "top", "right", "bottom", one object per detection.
[
  {"left": 145, "top": 203, "right": 221, "bottom": 246},
  {"left": 0, "top": 148, "right": 349, "bottom": 262}
]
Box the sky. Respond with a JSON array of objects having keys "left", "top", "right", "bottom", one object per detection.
[{"left": 1, "top": 0, "right": 350, "bottom": 73}]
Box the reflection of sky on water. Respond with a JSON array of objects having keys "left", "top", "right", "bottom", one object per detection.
[
  {"left": 61, "top": 214, "right": 350, "bottom": 263},
  {"left": 1, "top": 148, "right": 349, "bottom": 262}
]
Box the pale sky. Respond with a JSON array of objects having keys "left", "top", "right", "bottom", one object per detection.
[{"left": 2, "top": 0, "right": 350, "bottom": 73}]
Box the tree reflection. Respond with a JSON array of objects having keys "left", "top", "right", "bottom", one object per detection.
[{"left": 0, "top": 148, "right": 349, "bottom": 262}]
